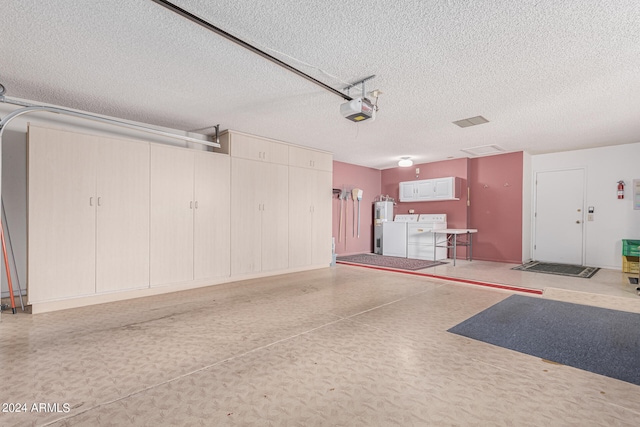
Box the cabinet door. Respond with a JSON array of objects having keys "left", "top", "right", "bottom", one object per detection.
[
  {"left": 150, "top": 145, "right": 194, "bottom": 286},
  {"left": 433, "top": 177, "right": 453, "bottom": 199},
  {"left": 230, "top": 133, "right": 288, "bottom": 165},
  {"left": 96, "top": 137, "right": 150, "bottom": 293},
  {"left": 311, "top": 170, "right": 332, "bottom": 265},
  {"left": 288, "top": 166, "right": 313, "bottom": 268},
  {"left": 416, "top": 180, "right": 435, "bottom": 200},
  {"left": 28, "top": 126, "right": 97, "bottom": 302},
  {"left": 194, "top": 152, "right": 230, "bottom": 280},
  {"left": 289, "top": 146, "right": 332, "bottom": 171},
  {"left": 230, "top": 157, "right": 262, "bottom": 275},
  {"left": 260, "top": 162, "right": 289, "bottom": 272},
  {"left": 399, "top": 182, "right": 416, "bottom": 202}
]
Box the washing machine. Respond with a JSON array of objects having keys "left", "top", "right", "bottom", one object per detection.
[
  {"left": 382, "top": 214, "right": 418, "bottom": 257},
  {"left": 407, "top": 214, "right": 447, "bottom": 260}
]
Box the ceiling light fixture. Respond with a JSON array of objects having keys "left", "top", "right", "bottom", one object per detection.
[{"left": 398, "top": 157, "right": 413, "bottom": 167}]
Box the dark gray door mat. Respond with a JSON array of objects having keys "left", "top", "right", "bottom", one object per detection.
[
  {"left": 336, "top": 253, "right": 447, "bottom": 271},
  {"left": 512, "top": 261, "right": 599, "bottom": 278}
]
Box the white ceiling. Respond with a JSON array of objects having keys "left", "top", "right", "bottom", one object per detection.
[{"left": 1, "top": 0, "right": 639, "bottom": 169}]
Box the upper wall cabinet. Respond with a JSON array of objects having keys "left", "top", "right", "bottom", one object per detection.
[
  {"left": 288, "top": 145, "right": 333, "bottom": 172},
  {"left": 219, "top": 131, "right": 288, "bottom": 165},
  {"left": 399, "top": 177, "right": 461, "bottom": 202}
]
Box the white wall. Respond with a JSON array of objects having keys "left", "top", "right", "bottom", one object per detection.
[
  {"left": 531, "top": 143, "right": 640, "bottom": 269},
  {"left": 1, "top": 129, "right": 27, "bottom": 298},
  {"left": 521, "top": 151, "right": 532, "bottom": 262}
]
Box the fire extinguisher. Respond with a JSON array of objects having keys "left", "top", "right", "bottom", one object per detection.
[{"left": 617, "top": 180, "right": 625, "bottom": 199}]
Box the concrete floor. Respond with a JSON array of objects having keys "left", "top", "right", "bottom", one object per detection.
[{"left": 0, "top": 262, "right": 639, "bottom": 426}]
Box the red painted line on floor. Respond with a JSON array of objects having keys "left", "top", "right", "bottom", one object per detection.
[{"left": 336, "top": 261, "right": 544, "bottom": 295}]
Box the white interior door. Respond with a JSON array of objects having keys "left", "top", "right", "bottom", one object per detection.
[{"left": 534, "top": 168, "right": 585, "bottom": 265}]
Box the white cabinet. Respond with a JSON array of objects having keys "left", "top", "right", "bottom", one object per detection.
[
  {"left": 399, "top": 177, "right": 461, "bottom": 202},
  {"left": 194, "top": 153, "right": 231, "bottom": 280},
  {"left": 400, "top": 181, "right": 417, "bottom": 201},
  {"left": 221, "top": 131, "right": 289, "bottom": 164},
  {"left": 288, "top": 167, "right": 332, "bottom": 268},
  {"left": 27, "top": 125, "right": 330, "bottom": 310},
  {"left": 230, "top": 157, "right": 289, "bottom": 275},
  {"left": 150, "top": 145, "right": 230, "bottom": 286},
  {"left": 288, "top": 146, "right": 332, "bottom": 268},
  {"left": 289, "top": 145, "right": 332, "bottom": 172},
  {"left": 96, "top": 136, "right": 151, "bottom": 293},
  {"left": 28, "top": 125, "right": 150, "bottom": 303}
]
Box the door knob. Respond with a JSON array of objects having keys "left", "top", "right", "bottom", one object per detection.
[{"left": 576, "top": 220, "right": 581, "bottom": 224}]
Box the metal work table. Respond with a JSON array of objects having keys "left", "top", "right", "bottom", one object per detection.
[{"left": 433, "top": 229, "right": 478, "bottom": 266}]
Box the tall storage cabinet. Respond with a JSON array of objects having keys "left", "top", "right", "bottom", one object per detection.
[
  {"left": 194, "top": 153, "right": 231, "bottom": 280},
  {"left": 27, "top": 125, "right": 330, "bottom": 312},
  {"left": 96, "top": 136, "right": 150, "bottom": 293},
  {"left": 150, "top": 145, "right": 230, "bottom": 286},
  {"left": 230, "top": 146, "right": 289, "bottom": 276},
  {"left": 288, "top": 146, "right": 332, "bottom": 268},
  {"left": 28, "top": 125, "right": 150, "bottom": 303}
]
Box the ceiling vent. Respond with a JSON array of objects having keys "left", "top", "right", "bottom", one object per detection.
[
  {"left": 453, "top": 115, "right": 489, "bottom": 128},
  {"left": 460, "top": 144, "right": 505, "bottom": 157}
]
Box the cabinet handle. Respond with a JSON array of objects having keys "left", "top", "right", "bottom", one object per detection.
[
  {"left": 190, "top": 201, "right": 193, "bottom": 209},
  {"left": 97, "top": 197, "right": 102, "bottom": 206},
  {"left": 195, "top": 201, "right": 198, "bottom": 209},
  {"left": 89, "top": 197, "right": 93, "bottom": 206}
]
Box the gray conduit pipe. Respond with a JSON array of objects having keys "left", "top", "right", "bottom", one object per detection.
[{"left": 0, "top": 103, "right": 221, "bottom": 148}]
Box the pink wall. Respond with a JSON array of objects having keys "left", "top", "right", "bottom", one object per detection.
[
  {"left": 381, "top": 158, "right": 470, "bottom": 257},
  {"left": 333, "top": 152, "right": 524, "bottom": 262},
  {"left": 381, "top": 158, "right": 470, "bottom": 228},
  {"left": 332, "top": 161, "right": 382, "bottom": 255},
  {"left": 469, "top": 152, "right": 523, "bottom": 263}
]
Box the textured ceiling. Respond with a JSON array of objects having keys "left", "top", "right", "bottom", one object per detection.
[{"left": 1, "top": 0, "right": 639, "bottom": 169}]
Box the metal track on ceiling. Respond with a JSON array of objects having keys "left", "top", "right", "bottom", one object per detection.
[{"left": 150, "top": 0, "right": 353, "bottom": 101}]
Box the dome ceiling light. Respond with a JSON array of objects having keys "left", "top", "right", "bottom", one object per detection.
[{"left": 398, "top": 157, "right": 413, "bottom": 167}]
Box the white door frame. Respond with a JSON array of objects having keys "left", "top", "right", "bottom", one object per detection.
[{"left": 532, "top": 167, "right": 587, "bottom": 265}]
